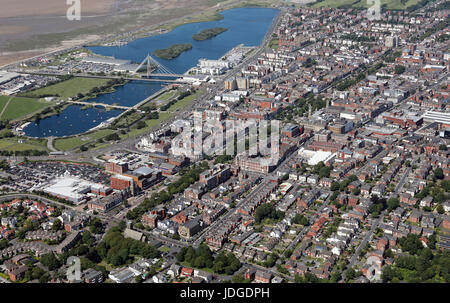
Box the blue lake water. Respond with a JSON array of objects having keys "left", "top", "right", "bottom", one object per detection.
[
  {"left": 24, "top": 7, "right": 279, "bottom": 138},
  {"left": 24, "top": 106, "right": 123, "bottom": 138}
]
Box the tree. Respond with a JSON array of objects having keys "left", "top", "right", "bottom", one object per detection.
[
  {"left": 381, "top": 265, "right": 398, "bottom": 282},
  {"left": 105, "top": 133, "right": 120, "bottom": 141},
  {"left": 394, "top": 65, "right": 405, "bottom": 75},
  {"left": 330, "top": 271, "right": 341, "bottom": 283},
  {"left": 88, "top": 218, "right": 103, "bottom": 234},
  {"left": 284, "top": 249, "right": 293, "bottom": 258},
  {"left": 387, "top": 197, "right": 400, "bottom": 212},
  {"left": 213, "top": 261, "right": 224, "bottom": 273},
  {"left": 345, "top": 268, "right": 356, "bottom": 281},
  {"left": 194, "top": 256, "right": 206, "bottom": 268},
  {"left": 439, "top": 144, "right": 448, "bottom": 151},
  {"left": 0, "top": 239, "right": 8, "bottom": 250},
  {"left": 318, "top": 166, "right": 331, "bottom": 178},
  {"left": 184, "top": 246, "right": 196, "bottom": 264},
  {"left": 331, "top": 181, "right": 340, "bottom": 191},
  {"left": 31, "top": 266, "right": 46, "bottom": 280},
  {"left": 140, "top": 245, "right": 159, "bottom": 259},
  {"left": 436, "top": 204, "right": 444, "bottom": 214},
  {"left": 399, "top": 234, "right": 423, "bottom": 255},
  {"left": 384, "top": 249, "right": 394, "bottom": 259},
  {"left": 136, "top": 121, "right": 146, "bottom": 129},
  {"left": 86, "top": 248, "right": 102, "bottom": 263},
  {"left": 293, "top": 214, "right": 309, "bottom": 226},
  {"left": 231, "top": 273, "right": 250, "bottom": 283},
  {"left": 254, "top": 203, "right": 284, "bottom": 224},
  {"left": 82, "top": 230, "right": 95, "bottom": 246},
  {"left": 40, "top": 253, "right": 61, "bottom": 271},
  {"left": 304, "top": 272, "right": 320, "bottom": 283},
  {"left": 39, "top": 273, "right": 50, "bottom": 283},
  {"left": 52, "top": 219, "right": 62, "bottom": 231},
  {"left": 434, "top": 168, "right": 444, "bottom": 180}
]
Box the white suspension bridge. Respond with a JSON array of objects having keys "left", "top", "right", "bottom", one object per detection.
[{"left": 12, "top": 54, "right": 188, "bottom": 83}]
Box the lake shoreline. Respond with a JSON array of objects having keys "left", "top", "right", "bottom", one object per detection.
[{"left": 23, "top": 7, "right": 280, "bottom": 138}]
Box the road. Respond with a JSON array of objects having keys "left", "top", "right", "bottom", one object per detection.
[
  {"left": 128, "top": 9, "right": 287, "bottom": 250},
  {"left": 341, "top": 167, "right": 411, "bottom": 281},
  {"left": 0, "top": 193, "right": 122, "bottom": 227},
  {"left": 0, "top": 193, "right": 76, "bottom": 210},
  {"left": 191, "top": 176, "right": 267, "bottom": 248},
  {"left": 284, "top": 199, "right": 329, "bottom": 253},
  {"left": 11, "top": 70, "right": 187, "bottom": 83}
]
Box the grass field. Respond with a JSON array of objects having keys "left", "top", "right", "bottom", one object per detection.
[
  {"left": 157, "top": 90, "right": 177, "bottom": 102},
  {"left": 0, "top": 137, "right": 48, "bottom": 152},
  {"left": 0, "top": 96, "right": 10, "bottom": 114},
  {"left": 312, "top": 0, "right": 424, "bottom": 9},
  {"left": 166, "top": 90, "right": 204, "bottom": 113},
  {"left": 21, "top": 78, "right": 111, "bottom": 99},
  {"left": 54, "top": 129, "right": 116, "bottom": 151},
  {"left": 269, "top": 38, "right": 279, "bottom": 49},
  {"left": 158, "top": 246, "right": 171, "bottom": 253},
  {"left": 0, "top": 96, "right": 55, "bottom": 121}
]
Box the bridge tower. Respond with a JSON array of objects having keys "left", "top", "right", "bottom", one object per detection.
[{"left": 134, "top": 54, "right": 175, "bottom": 76}]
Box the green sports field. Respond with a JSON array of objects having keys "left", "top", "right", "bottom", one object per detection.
[
  {"left": 21, "top": 77, "right": 110, "bottom": 99},
  {"left": 0, "top": 96, "right": 55, "bottom": 121}
]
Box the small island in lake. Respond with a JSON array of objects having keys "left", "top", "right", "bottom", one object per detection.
[
  {"left": 192, "top": 27, "right": 228, "bottom": 41},
  {"left": 153, "top": 43, "right": 193, "bottom": 60}
]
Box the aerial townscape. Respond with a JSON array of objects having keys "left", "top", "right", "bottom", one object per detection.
[{"left": 0, "top": 0, "right": 449, "bottom": 286}]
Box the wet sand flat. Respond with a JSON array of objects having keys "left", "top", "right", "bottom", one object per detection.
[{"left": 0, "top": 0, "right": 115, "bottom": 18}]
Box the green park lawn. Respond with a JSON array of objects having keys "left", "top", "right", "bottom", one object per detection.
[
  {"left": 157, "top": 90, "right": 177, "bottom": 102},
  {"left": 269, "top": 39, "right": 279, "bottom": 49},
  {"left": 21, "top": 77, "right": 110, "bottom": 99},
  {"left": 0, "top": 137, "right": 48, "bottom": 152},
  {"left": 165, "top": 89, "right": 204, "bottom": 113},
  {"left": 0, "top": 96, "right": 55, "bottom": 121},
  {"left": 54, "top": 129, "right": 116, "bottom": 151}
]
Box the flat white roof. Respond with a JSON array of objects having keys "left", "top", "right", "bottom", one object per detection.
[
  {"left": 42, "top": 177, "right": 100, "bottom": 202},
  {"left": 0, "top": 71, "right": 20, "bottom": 85},
  {"left": 298, "top": 148, "right": 336, "bottom": 166}
]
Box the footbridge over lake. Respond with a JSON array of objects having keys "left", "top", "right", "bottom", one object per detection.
[{"left": 66, "top": 100, "right": 132, "bottom": 110}]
